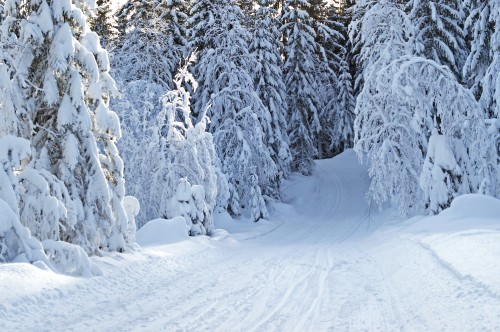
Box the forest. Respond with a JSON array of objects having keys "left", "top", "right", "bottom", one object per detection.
[{"left": 0, "top": 0, "right": 499, "bottom": 273}]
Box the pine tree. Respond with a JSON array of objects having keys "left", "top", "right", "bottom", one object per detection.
[
  {"left": 281, "top": 0, "right": 321, "bottom": 174},
  {"left": 238, "top": 0, "right": 255, "bottom": 26},
  {"left": 1, "top": 42, "right": 93, "bottom": 272},
  {"left": 189, "top": 0, "right": 278, "bottom": 220},
  {"left": 0, "top": 1, "right": 4, "bottom": 24},
  {"left": 408, "top": 0, "right": 467, "bottom": 80},
  {"left": 250, "top": 0, "right": 292, "bottom": 183},
  {"left": 467, "top": 2, "right": 500, "bottom": 118},
  {"left": 1, "top": 0, "right": 129, "bottom": 254}
]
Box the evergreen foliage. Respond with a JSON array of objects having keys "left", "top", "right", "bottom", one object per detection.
[
  {"left": 250, "top": 0, "right": 292, "bottom": 181},
  {"left": 408, "top": 0, "right": 467, "bottom": 79},
  {"left": 0, "top": 0, "right": 130, "bottom": 254},
  {"left": 190, "top": 0, "right": 278, "bottom": 220},
  {"left": 281, "top": 0, "right": 321, "bottom": 174}
]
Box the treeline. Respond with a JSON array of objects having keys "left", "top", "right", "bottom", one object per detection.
[{"left": 106, "top": 0, "right": 355, "bottom": 226}]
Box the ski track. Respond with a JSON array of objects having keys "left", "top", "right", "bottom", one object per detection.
[{"left": 1, "top": 152, "right": 499, "bottom": 331}]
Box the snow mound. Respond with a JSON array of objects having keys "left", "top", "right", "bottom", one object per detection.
[
  {"left": 136, "top": 217, "right": 189, "bottom": 247},
  {"left": 440, "top": 194, "right": 500, "bottom": 221},
  {"left": 406, "top": 194, "right": 500, "bottom": 234}
]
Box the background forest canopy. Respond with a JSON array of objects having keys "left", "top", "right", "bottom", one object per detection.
[{"left": 0, "top": 0, "right": 499, "bottom": 272}]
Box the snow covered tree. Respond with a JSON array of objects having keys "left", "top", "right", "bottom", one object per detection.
[
  {"left": 355, "top": 56, "right": 496, "bottom": 216},
  {"left": 318, "top": 3, "right": 355, "bottom": 155},
  {"left": 250, "top": 0, "right": 291, "bottom": 182},
  {"left": 408, "top": 0, "right": 467, "bottom": 80},
  {"left": 158, "top": 56, "right": 223, "bottom": 233},
  {"left": 132, "top": 54, "right": 226, "bottom": 231},
  {"left": 348, "top": 0, "right": 377, "bottom": 95},
  {"left": 89, "top": 0, "right": 117, "bottom": 47},
  {"left": 350, "top": 0, "right": 412, "bottom": 87},
  {"left": 281, "top": 0, "right": 321, "bottom": 174},
  {"left": 190, "top": 0, "right": 278, "bottom": 219},
  {"left": 114, "top": 0, "right": 188, "bottom": 88},
  {"left": 330, "top": 56, "right": 356, "bottom": 153},
  {"left": 0, "top": 136, "right": 48, "bottom": 264},
  {"left": 112, "top": 0, "right": 190, "bottom": 225},
  {"left": 463, "top": 1, "right": 500, "bottom": 165},
  {"left": 238, "top": 0, "right": 255, "bottom": 27},
  {"left": 0, "top": 1, "right": 4, "bottom": 24},
  {"left": 471, "top": 2, "right": 500, "bottom": 118},
  {"left": 1, "top": 0, "right": 129, "bottom": 254},
  {"left": 463, "top": 0, "right": 494, "bottom": 97}
]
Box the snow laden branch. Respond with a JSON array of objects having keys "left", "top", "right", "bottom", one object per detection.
[{"left": 355, "top": 56, "right": 497, "bottom": 216}]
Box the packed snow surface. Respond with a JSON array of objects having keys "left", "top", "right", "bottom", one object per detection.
[{"left": 1, "top": 150, "right": 499, "bottom": 331}]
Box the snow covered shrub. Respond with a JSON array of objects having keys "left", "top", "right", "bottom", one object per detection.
[
  {"left": 420, "top": 130, "right": 463, "bottom": 214},
  {"left": 249, "top": 167, "right": 269, "bottom": 222},
  {"left": 156, "top": 55, "right": 222, "bottom": 235},
  {"left": 42, "top": 239, "right": 100, "bottom": 277},
  {"left": 355, "top": 56, "right": 496, "bottom": 216},
  {"left": 167, "top": 178, "right": 212, "bottom": 236},
  {"left": 123, "top": 196, "right": 140, "bottom": 244}
]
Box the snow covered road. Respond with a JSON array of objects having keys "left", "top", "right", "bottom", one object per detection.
[{"left": 1, "top": 150, "right": 499, "bottom": 331}]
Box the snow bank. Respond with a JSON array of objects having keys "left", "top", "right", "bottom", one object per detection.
[
  {"left": 406, "top": 194, "right": 500, "bottom": 233},
  {"left": 136, "top": 217, "right": 189, "bottom": 246}
]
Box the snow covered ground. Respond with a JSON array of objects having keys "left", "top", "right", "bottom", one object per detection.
[{"left": 1, "top": 150, "right": 499, "bottom": 331}]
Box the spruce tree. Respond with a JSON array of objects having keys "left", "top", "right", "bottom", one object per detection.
[
  {"left": 281, "top": 0, "right": 321, "bottom": 175},
  {"left": 250, "top": 0, "right": 292, "bottom": 182},
  {"left": 463, "top": 0, "right": 493, "bottom": 97},
  {"left": 318, "top": 3, "right": 354, "bottom": 156},
  {"left": 408, "top": 0, "right": 467, "bottom": 80},
  {"left": 189, "top": 0, "right": 278, "bottom": 220},
  {"left": 1, "top": 0, "right": 129, "bottom": 254}
]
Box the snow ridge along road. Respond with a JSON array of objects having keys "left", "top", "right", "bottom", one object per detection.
[{"left": 0, "top": 150, "right": 499, "bottom": 331}]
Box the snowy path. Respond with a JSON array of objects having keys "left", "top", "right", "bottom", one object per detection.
[{"left": 1, "top": 151, "right": 499, "bottom": 331}]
